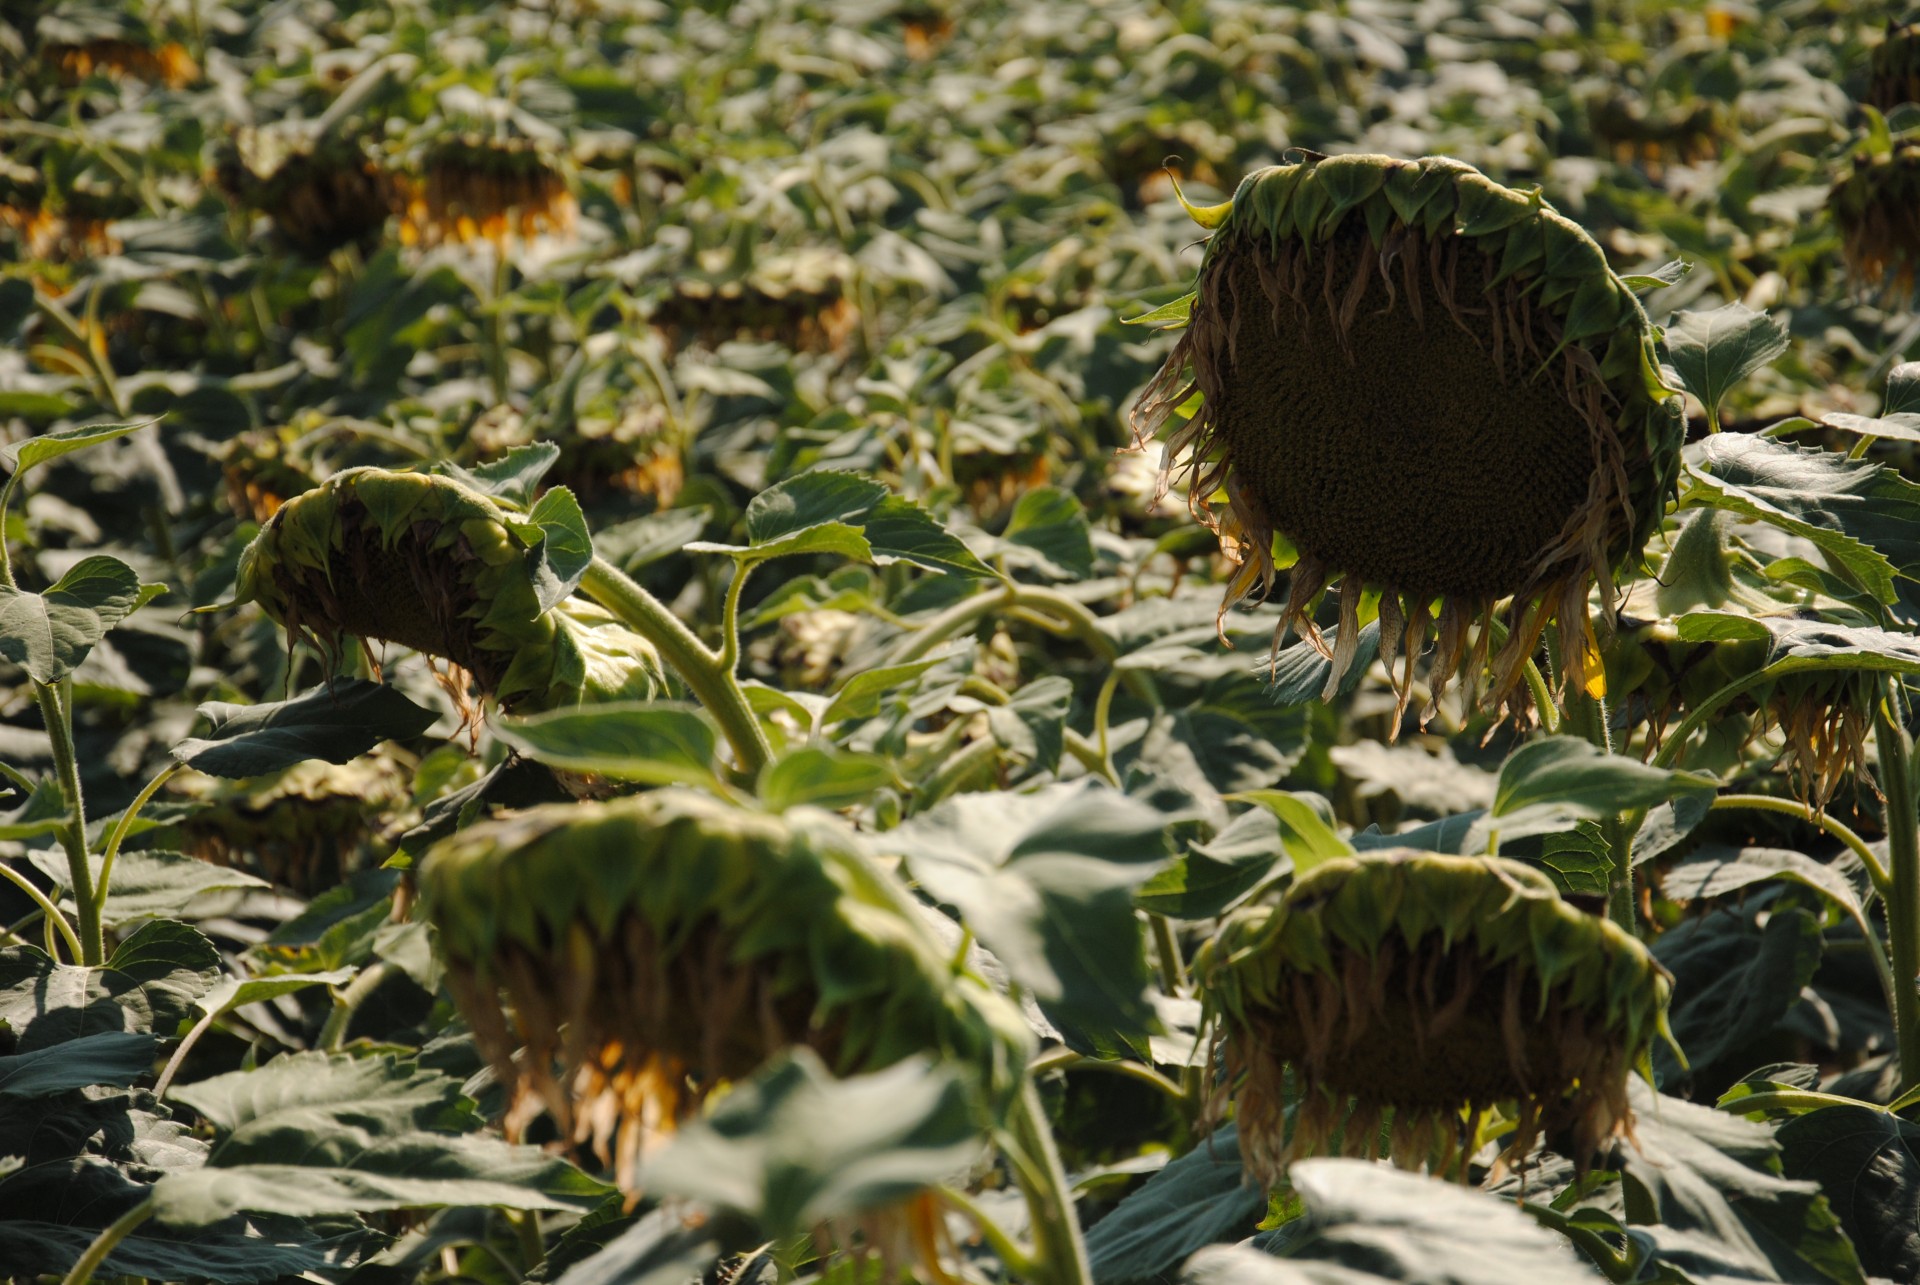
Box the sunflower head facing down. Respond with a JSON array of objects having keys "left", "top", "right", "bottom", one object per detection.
[
  {"left": 1198, "top": 850, "right": 1673, "bottom": 1185},
  {"left": 1132, "top": 154, "right": 1683, "bottom": 733},
  {"left": 232, "top": 467, "right": 661, "bottom": 715},
  {"left": 1868, "top": 22, "right": 1920, "bottom": 114},
  {"left": 423, "top": 790, "right": 1030, "bottom": 1193},
  {"left": 1832, "top": 129, "right": 1920, "bottom": 301}
]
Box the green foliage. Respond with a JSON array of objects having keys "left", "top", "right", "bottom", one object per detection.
[{"left": 1, "top": 2, "right": 1917, "bottom": 1283}]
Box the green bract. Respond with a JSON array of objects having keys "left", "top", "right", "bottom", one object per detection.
[
  {"left": 1133, "top": 154, "right": 1684, "bottom": 730},
  {"left": 1199, "top": 849, "right": 1674, "bottom": 1183},
  {"left": 422, "top": 789, "right": 1031, "bottom": 1191},
  {"left": 232, "top": 467, "right": 661, "bottom": 712}
]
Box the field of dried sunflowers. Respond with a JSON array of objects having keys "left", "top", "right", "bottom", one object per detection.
[{"left": 6, "top": 1, "right": 1920, "bottom": 1282}]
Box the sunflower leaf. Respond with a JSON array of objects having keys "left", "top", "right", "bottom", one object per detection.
[{"left": 1663, "top": 303, "right": 1790, "bottom": 425}]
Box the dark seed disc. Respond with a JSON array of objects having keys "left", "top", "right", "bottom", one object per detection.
[{"left": 1201, "top": 230, "right": 1599, "bottom": 600}]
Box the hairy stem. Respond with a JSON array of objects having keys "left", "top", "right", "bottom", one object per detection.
[
  {"left": 0, "top": 861, "right": 82, "bottom": 961},
  {"left": 580, "top": 556, "right": 771, "bottom": 775},
  {"left": 1005, "top": 1080, "right": 1092, "bottom": 1285}
]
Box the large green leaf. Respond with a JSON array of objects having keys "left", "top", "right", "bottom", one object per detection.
[
  {"left": 1137, "top": 808, "right": 1288, "bottom": 920},
  {"left": 0, "top": 555, "right": 149, "bottom": 684},
  {"left": 1663, "top": 303, "right": 1789, "bottom": 426},
  {"left": 493, "top": 701, "right": 720, "bottom": 786},
  {"left": 878, "top": 781, "right": 1173, "bottom": 1045},
  {"left": 756, "top": 746, "right": 894, "bottom": 811},
  {"left": 1468, "top": 736, "right": 1714, "bottom": 850},
  {"left": 1085, "top": 1124, "right": 1266, "bottom": 1284},
  {"left": 30, "top": 849, "right": 270, "bottom": 929},
  {"left": 996, "top": 486, "right": 1097, "bottom": 580},
  {"left": 1683, "top": 435, "right": 1920, "bottom": 606},
  {"left": 152, "top": 1051, "right": 607, "bottom": 1226},
  {"left": 1777, "top": 1105, "right": 1920, "bottom": 1282},
  {"left": 1665, "top": 846, "right": 1870, "bottom": 944},
  {"left": 1202, "top": 1158, "right": 1604, "bottom": 1283},
  {"left": 171, "top": 680, "right": 439, "bottom": 778},
  {"left": 1674, "top": 611, "right": 1920, "bottom": 677},
  {"left": 1613, "top": 1082, "right": 1864, "bottom": 1284},
  {"left": 0, "top": 1218, "right": 345, "bottom": 1284},
  {"left": 547, "top": 1208, "right": 718, "bottom": 1285},
  {"left": 0, "top": 920, "right": 220, "bottom": 1051},
  {"left": 1654, "top": 906, "right": 1823, "bottom": 1086},
  {"left": 436, "top": 443, "right": 561, "bottom": 510},
  {"left": 0, "top": 1031, "right": 156, "bottom": 1097},
  {"left": 639, "top": 1049, "right": 980, "bottom": 1238},
  {"left": 692, "top": 471, "right": 991, "bottom": 576}
]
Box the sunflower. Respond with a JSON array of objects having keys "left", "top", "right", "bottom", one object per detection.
[
  {"left": 215, "top": 129, "right": 391, "bottom": 257},
  {"left": 231, "top": 468, "right": 661, "bottom": 715},
  {"left": 1131, "top": 154, "right": 1684, "bottom": 732},
  {"left": 423, "top": 789, "right": 1029, "bottom": 1192},
  {"left": 1198, "top": 850, "right": 1673, "bottom": 1184},
  {"left": 397, "top": 135, "right": 577, "bottom": 249},
  {"left": 173, "top": 749, "right": 414, "bottom": 896},
  {"left": 1867, "top": 21, "right": 1920, "bottom": 113},
  {"left": 1585, "top": 91, "right": 1723, "bottom": 176},
  {"left": 1831, "top": 130, "right": 1920, "bottom": 300},
  {"left": 650, "top": 246, "right": 860, "bottom": 355}
]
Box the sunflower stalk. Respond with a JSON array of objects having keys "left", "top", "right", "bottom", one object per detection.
[
  {"left": 1005, "top": 1081, "right": 1093, "bottom": 1285},
  {"left": 37, "top": 680, "right": 101, "bottom": 965},
  {"left": 1875, "top": 680, "right": 1920, "bottom": 1093},
  {"left": 579, "top": 555, "right": 770, "bottom": 774}
]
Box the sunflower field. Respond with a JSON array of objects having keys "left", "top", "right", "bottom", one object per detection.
[{"left": 11, "top": 0, "right": 1920, "bottom": 1282}]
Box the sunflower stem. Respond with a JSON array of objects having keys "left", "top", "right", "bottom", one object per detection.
[
  {"left": 1005, "top": 1080, "right": 1092, "bottom": 1285},
  {"left": 581, "top": 556, "right": 771, "bottom": 776},
  {"left": 37, "top": 681, "right": 100, "bottom": 965},
  {"left": 59, "top": 1196, "right": 154, "bottom": 1285},
  {"left": 1874, "top": 681, "right": 1920, "bottom": 1093}
]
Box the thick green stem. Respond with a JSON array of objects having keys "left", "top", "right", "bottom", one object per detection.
[
  {"left": 60, "top": 1196, "right": 154, "bottom": 1285},
  {"left": 580, "top": 557, "right": 770, "bottom": 775},
  {"left": 1875, "top": 686, "right": 1920, "bottom": 1094},
  {"left": 937, "top": 1187, "right": 1039, "bottom": 1280},
  {"left": 1027, "top": 1049, "right": 1186, "bottom": 1101},
  {"left": 37, "top": 682, "right": 99, "bottom": 965},
  {"left": 1005, "top": 1080, "right": 1092, "bottom": 1285}
]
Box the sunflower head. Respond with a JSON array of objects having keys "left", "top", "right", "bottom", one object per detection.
[
  {"left": 232, "top": 468, "right": 661, "bottom": 713},
  {"left": 1868, "top": 22, "right": 1920, "bottom": 113},
  {"left": 1198, "top": 849, "right": 1672, "bottom": 1184},
  {"left": 1831, "top": 130, "right": 1920, "bottom": 300},
  {"left": 399, "top": 135, "right": 576, "bottom": 248},
  {"left": 1132, "top": 154, "right": 1684, "bottom": 733},
  {"left": 422, "top": 790, "right": 1030, "bottom": 1192},
  {"left": 216, "top": 128, "right": 391, "bottom": 257},
  {"left": 174, "top": 749, "right": 413, "bottom": 895}
]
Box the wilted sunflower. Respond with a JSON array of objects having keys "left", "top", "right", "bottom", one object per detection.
[
  {"left": 423, "top": 789, "right": 1029, "bottom": 1192},
  {"left": 173, "top": 749, "right": 414, "bottom": 896},
  {"left": 1586, "top": 91, "right": 1723, "bottom": 176},
  {"left": 1132, "top": 154, "right": 1683, "bottom": 731},
  {"left": 214, "top": 129, "right": 391, "bottom": 257},
  {"left": 231, "top": 468, "right": 661, "bottom": 715},
  {"left": 397, "top": 135, "right": 576, "bottom": 249},
  {"left": 651, "top": 246, "right": 860, "bottom": 355},
  {"left": 1608, "top": 622, "right": 1874, "bottom": 808},
  {"left": 1831, "top": 130, "right": 1920, "bottom": 299},
  {"left": 1868, "top": 21, "right": 1920, "bottom": 113},
  {"left": 38, "top": 9, "right": 196, "bottom": 89},
  {"left": 1198, "top": 850, "right": 1673, "bottom": 1184}
]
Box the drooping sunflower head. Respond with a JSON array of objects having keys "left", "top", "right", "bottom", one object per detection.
[
  {"left": 1831, "top": 129, "right": 1920, "bottom": 300},
  {"left": 1132, "top": 154, "right": 1684, "bottom": 732},
  {"left": 1868, "top": 21, "right": 1920, "bottom": 113},
  {"left": 1198, "top": 849, "right": 1672, "bottom": 1184},
  {"left": 422, "top": 790, "right": 1030, "bottom": 1192},
  {"left": 214, "top": 128, "right": 391, "bottom": 257},
  {"left": 398, "top": 134, "right": 577, "bottom": 249},
  {"left": 232, "top": 468, "right": 661, "bottom": 713},
  {"left": 174, "top": 749, "right": 414, "bottom": 895},
  {"left": 38, "top": 8, "right": 197, "bottom": 89}
]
